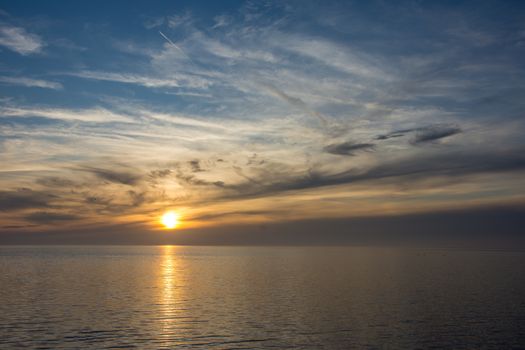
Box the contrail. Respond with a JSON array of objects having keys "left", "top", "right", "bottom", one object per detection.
[
  {"left": 159, "top": 30, "right": 194, "bottom": 63},
  {"left": 159, "top": 31, "right": 177, "bottom": 48}
]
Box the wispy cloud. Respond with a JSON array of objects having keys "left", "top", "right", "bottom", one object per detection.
[
  {"left": 143, "top": 16, "right": 164, "bottom": 29},
  {"left": 0, "top": 24, "right": 44, "bottom": 55},
  {"left": 0, "top": 106, "right": 135, "bottom": 123},
  {"left": 167, "top": 11, "right": 193, "bottom": 28},
  {"left": 0, "top": 76, "right": 62, "bottom": 89},
  {"left": 212, "top": 15, "right": 232, "bottom": 29},
  {"left": 275, "top": 35, "right": 391, "bottom": 80},
  {"left": 263, "top": 84, "right": 328, "bottom": 126},
  {"left": 65, "top": 70, "right": 210, "bottom": 89}
]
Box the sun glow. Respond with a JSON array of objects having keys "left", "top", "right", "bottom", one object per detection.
[{"left": 161, "top": 211, "right": 180, "bottom": 229}]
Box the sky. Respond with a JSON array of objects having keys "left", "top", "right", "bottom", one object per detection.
[{"left": 0, "top": 0, "right": 524, "bottom": 245}]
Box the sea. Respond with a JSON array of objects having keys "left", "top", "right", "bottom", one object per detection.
[{"left": 0, "top": 246, "right": 524, "bottom": 349}]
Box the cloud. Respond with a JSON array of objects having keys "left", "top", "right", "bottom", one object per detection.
[
  {"left": 127, "top": 190, "right": 146, "bottom": 207},
  {"left": 84, "top": 194, "right": 112, "bottom": 206},
  {"left": 275, "top": 35, "right": 389, "bottom": 80},
  {"left": 24, "top": 212, "right": 80, "bottom": 224},
  {"left": 0, "top": 24, "right": 44, "bottom": 55},
  {"left": 189, "top": 209, "right": 275, "bottom": 221},
  {"left": 64, "top": 70, "right": 210, "bottom": 89},
  {"left": 174, "top": 169, "right": 224, "bottom": 188},
  {"left": 376, "top": 125, "right": 462, "bottom": 144},
  {"left": 0, "top": 76, "right": 62, "bottom": 89},
  {"left": 36, "top": 177, "right": 75, "bottom": 188},
  {"left": 263, "top": 84, "right": 327, "bottom": 125},
  {"left": 149, "top": 169, "right": 172, "bottom": 179},
  {"left": 143, "top": 16, "right": 164, "bottom": 29},
  {"left": 375, "top": 130, "right": 412, "bottom": 140},
  {"left": 189, "top": 159, "right": 203, "bottom": 172},
  {"left": 411, "top": 125, "right": 462, "bottom": 144},
  {"left": 324, "top": 142, "right": 375, "bottom": 156},
  {"left": 6, "top": 204, "right": 524, "bottom": 246},
  {"left": 351, "top": 149, "right": 525, "bottom": 183},
  {"left": 80, "top": 166, "right": 142, "bottom": 185},
  {"left": 0, "top": 106, "right": 135, "bottom": 123},
  {"left": 1, "top": 224, "right": 37, "bottom": 229},
  {"left": 0, "top": 189, "right": 54, "bottom": 211},
  {"left": 219, "top": 148, "right": 525, "bottom": 200},
  {"left": 183, "top": 205, "right": 525, "bottom": 247},
  {"left": 167, "top": 12, "right": 193, "bottom": 28},
  {"left": 78, "top": 103, "right": 229, "bottom": 130},
  {"left": 212, "top": 15, "right": 232, "bottom": 29}
]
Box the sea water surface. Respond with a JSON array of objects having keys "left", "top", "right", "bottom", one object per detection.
[{"left": 0, "top": 246, "right": 524, "bottom": 349}]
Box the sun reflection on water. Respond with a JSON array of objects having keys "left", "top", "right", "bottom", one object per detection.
[{"left": 158, "top": 245, "right": 186, "bottom": 340}]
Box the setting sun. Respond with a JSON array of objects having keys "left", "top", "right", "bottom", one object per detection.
[{"left": 161, "top": 211, "right": 180, "bottom": 229}]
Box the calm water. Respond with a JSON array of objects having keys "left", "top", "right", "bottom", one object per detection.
[{"left": 0, "top": 246, "right": 524, "bottom": 349}]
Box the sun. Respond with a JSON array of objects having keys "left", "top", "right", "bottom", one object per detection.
[{"left": 161, "top": 211, "right": 180, "bottom": 229}]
